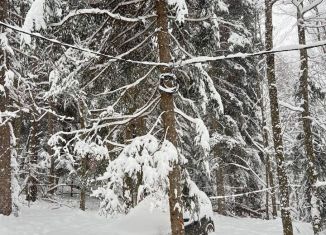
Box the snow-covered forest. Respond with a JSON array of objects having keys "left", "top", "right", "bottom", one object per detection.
[{"left": 1, "top": 0, "right": 326, "bottom": 234}]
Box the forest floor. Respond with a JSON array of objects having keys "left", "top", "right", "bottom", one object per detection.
[{"left": 0, "top": 199, "right": 322, "bottom": 235}]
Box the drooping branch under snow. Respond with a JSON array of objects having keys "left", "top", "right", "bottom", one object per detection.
[
  {"left": 0, "top": 21, "right": 167, "bottom": 67},
  {"left": 50, "top": 96, "right": 160, "bottom": 139},
  {"left": 50, "top": 8, "right": 155, "bottom": 27},
  {"left": 93, "top": 66, "right": 156, "bottom": 97},
  {"left": 279, "top": 101, "right": 304, "bottom": 112}
]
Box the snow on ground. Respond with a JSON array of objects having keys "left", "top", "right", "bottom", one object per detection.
[{"left": 0, "top": 199, "right": 322, "bottom": 235}]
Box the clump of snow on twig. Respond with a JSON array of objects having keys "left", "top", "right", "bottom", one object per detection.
[
  {"left": 168, "top": 0, "right": 188, "bottom": 23},
  {"left": 194, "top": 118, "right": 210, "bottom": 157},
  {"left": 74, "top": 140, "right": 109, "bottom": 160},
  {"left": 22, "top": 0, "right": 47, "bottom": 45}
]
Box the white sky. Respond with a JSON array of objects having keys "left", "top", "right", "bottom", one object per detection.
[{"left": 273, "top": 3, "right": 300, "bottom": 62}]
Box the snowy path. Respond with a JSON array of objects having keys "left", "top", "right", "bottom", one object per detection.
[{"left": 0, "top": 201, "right": 320, "bottom": 235}]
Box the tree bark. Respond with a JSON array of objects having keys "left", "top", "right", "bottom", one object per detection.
[
  {"left": 48, "top": 100, "right": 56, "bottom": 195},
  {"left": 0, "top": 0, "right": 12, "bottom": 216},
  {"left": 269, "top": 166, "right": 278, "bottom": 218},
  {"left": 265, "top": 153, "right": 270, "bottom": 220},
  {"left": 296, "top": 6, "right": 321, "bottom": 234},
  {"left": 257, "top": 65, "right": 270, "bottom": 220},
  {"left": 156, "top": 1, "right": 184, "bottom": 234},
  {"left": 257, "top": 75, "right": 277, "bottom": 219},
  {"left": 79, "top": 105, "right": 88, "bottom": 211},
  {"left": 265, "top": 1, "right": 293, "bottom": 234},
  {"left": 80, "top": 156, "right": 88, "bottom": 211},
  {"left": 215, "top": 166, "right": 226, "bottom": 215},
  {"left": 26, "top": 118, "right": 38, "bottom": 202}
]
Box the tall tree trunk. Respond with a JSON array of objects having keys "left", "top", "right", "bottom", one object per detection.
[
  {"left": 257, "top": 54, "right": 278, "bottom": 220},
  {"left": 209, "top": 117, "right": 226, "bottom": 215},
  {"left": 48, "top": 100, "right": 56, "bottom": 195},
  {"left": 269, "top": 166, "right": 278, "bottom": 218},
  {"left": 264, "top": 151, "right": 278, "bottom": 219},
  {"left": 215, "top": 165, "right": 226, "bottom": 215},
  {"left": 265, "top": 153, "right": 270, "bottom": 220},
  {"left": 257, "top": 73, "right": 277, "bottom": 219},
  {"left": 0, "top": 0, "right": 12, "bottom": 216},
  {"left": 79, "top": 105, "right": 88, "bottom": 211},
  {"left": 265, "top": 1, "right": 293, "bottom": 234},
  {"left": 296, "top": 6, "right": 321, "bottom": 234},
  {"left": 257, "top": 65, "right": 270, "bottom": 220},
  {"left": 27, "top": 118, "right": 38, "bottom": 202},
  {"left": 80, "top": 156, "right": 88, "bottom": 211},
  {"left": 156, "top": 1, "right": 184, "bottom": 234}
]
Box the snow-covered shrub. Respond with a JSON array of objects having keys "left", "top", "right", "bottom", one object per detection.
[
  {"left": 93, "top": 135, "right": 174, "bottom": 214},
  {"left": 93, "top": 134, "right": 213, "bottom": 220}
]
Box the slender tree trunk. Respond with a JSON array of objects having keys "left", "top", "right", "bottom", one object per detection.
[
  {"left": 80, "top": 156, "right": 88, "bottom": 211},
  {"left": 48, "top": 100, "right": 56, "bottom": 195},
  {"left": 27, "top": 118, "right": 38, "bottom": 202},
  {"left": 156, "top": 1, "right": 184, "bottom": 234},
  {"left": 269, "top": 167, "right": 278, "bottom": 218},
  {"left": 209, "top": 117, "right": 226, "bottom": 215},
  {"left": 257, "top": 56, "right": 277, "bottom": 220},
  {"left": 265, "top": 1, "right": 293, "bottom": 234},
  {"left": 0, "top": 0, "right": 12, "bottom": 216},
  {"left": 254, "top": 8, "right": 275, "bottom": 220},
  {"left": 257, "top": 66, "right": 271, "bottom": 220},
  {"left": 265, "top": 153, "right": 270, "bottom": 220},
  {"left": 79, "top": 105, "right": 88, "bottom": 211},
  {"left": 296, "top": 6, "right": 321, "bottom": 234},
  {"left": 265, "top": 153, "right": 278, "bottom": 219},
  {"left": 314, "top": 8, "right": 326, "bottom": 54},
  {"left": 215, "top": 165, "right": 226, "bottom": 215}
]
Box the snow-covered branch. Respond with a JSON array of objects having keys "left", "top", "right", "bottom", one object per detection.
[
  {"left": 210, "top": 186, "right": 278, "bottom": 199},
  {"left": 279, "top": 101, "right": 304, "bottom": 112},
  {"left": 50, "top": 8, "right": 155, "bottom": 27},
  {"left": 3, "top": 21, "right": 326, "bottom": 67}
]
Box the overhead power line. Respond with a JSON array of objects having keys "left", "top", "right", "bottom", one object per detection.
[
  {"left": 1, "top": 21, "right": 326, "bottom": 67},
  {"left": 0, "top": 21, "right": 165, "bottom": 67}
]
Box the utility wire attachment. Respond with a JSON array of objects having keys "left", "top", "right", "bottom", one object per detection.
[{"left": 158, "top": 73, "right": 179, "bottom": 94}]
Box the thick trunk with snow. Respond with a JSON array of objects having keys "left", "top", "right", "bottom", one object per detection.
[
  {"left": 156, "top": 1, "right": 184, "bottom": 234},
  {"left": 296, "top": 6, "right": 321, "bottom": 234},
  {"left": 0, "top": 0, "right": 12, "bottom": 216},
  {"left": 265, "top": 1, "right": 293, "bottom": 234}
]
